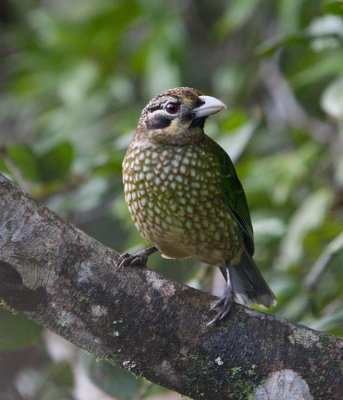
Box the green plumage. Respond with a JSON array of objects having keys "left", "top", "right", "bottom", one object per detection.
[{"left": 210, "top": 138, "right": 254, "bottom": 255}]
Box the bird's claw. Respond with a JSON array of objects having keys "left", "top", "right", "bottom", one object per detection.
[
  {"left": 209, "top": 298, "right": 223, "bottom": 311},
  {"left": 207, "top": 288, "right": 234, "bottom": 326},
  {"left": 117, "top": 246, "right": 158, "bottom": 269},
  {"left": 117, "top": 251, "right": 148, "bottom": 270}
]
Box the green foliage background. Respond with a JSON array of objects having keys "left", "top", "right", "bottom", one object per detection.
[{"left": 0, "top": 1, "right": 342, "bottom": 399}]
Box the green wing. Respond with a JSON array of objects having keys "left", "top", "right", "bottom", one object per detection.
[{"left": 209, "top": 138, "right": 254, "bottom": 255}]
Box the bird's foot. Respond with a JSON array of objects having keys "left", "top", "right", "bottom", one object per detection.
[
  {"left": 117, "top": 246, "right": 157, "bottom": 270},
  {"left": 207, "top": 285, "right": 234, "bottom": 326}
]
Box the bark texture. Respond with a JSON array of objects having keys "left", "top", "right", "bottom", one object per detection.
[{"left": 0, "top": 174, "right": 342, "bottom": 400}]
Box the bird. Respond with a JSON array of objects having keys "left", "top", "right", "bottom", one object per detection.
[{"left": 119, "top": 87, "right": 276, "bottom": 325}]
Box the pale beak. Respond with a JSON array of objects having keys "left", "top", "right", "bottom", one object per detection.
[{"left": 192, "top": 95, "right": 227, "bottom": 118}]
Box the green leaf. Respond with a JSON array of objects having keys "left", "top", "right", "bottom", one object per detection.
[
  {"left": 324, "top": 1, "right": 343, "bottom": 16},
  {"left": 81, "top": 353, "right": 142, "bottom": 400},
  {"left": 220, "top": 109, "right": 248, "bottom": 132},
  {"left": 6, "top": 144, "right": 40, "bottom": 181},
  {"left": 256, "top": 32, "right": 342, "bottom": 57},
  {"left": 291, "top": 53, "right": 343, "bottom": 89},
  {"left": 0, "top": 308, "right": 43, "bottom": 351},
  {"left": 256, "top": 33, "right": 310, "bottom": 57},
  {"left": 37, "top": 142, "right": 73, "bottom": 182}
]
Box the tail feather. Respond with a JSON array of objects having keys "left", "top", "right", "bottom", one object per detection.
[{"left": 231, "top": 250, "right": 276, "bottom": 309}]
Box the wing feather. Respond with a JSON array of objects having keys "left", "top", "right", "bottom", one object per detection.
[{"left": 209, "top": 137, "right": 254, "bottom": 255}]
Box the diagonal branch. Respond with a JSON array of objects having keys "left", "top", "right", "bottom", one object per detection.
[{"left": 0, "top": 173, "right": 342, "bottom": 400}]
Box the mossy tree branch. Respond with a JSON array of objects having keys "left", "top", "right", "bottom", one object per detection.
[{"left": 0, "top": 174, "right": 342, "bottom": 400}]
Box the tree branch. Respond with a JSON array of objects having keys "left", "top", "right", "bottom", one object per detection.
[{"left": 0, "top": 173, "right": 342, "bottom": 400}]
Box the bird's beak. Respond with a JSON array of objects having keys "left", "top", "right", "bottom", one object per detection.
[{"left": 192, "top": 95, "right": 227, "bottom": 118}]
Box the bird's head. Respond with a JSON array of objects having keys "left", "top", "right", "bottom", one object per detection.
[{"left": 135, "top": 87, "right": 226, "bottom": 145}]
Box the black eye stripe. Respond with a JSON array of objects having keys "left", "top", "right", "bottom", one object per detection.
[
  {"left": 194, "top": 98, "right": 204, "bottom": 108},
  {"left": 146, "top": 115, "right": 171, "bottom": 130}
]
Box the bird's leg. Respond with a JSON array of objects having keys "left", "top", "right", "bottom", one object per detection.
[
  {"left": 117, "top": 246, "right": 158, "bottom": 269},
  {"left": 219, "top": 265, "right": 228, "bottom": 281},
  {"left": 207, "top": 261, "right": 234, "bottom": 326}
]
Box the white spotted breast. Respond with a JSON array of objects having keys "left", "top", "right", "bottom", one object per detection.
[{"left": 122, "top": 141, "right": 243, "bottom": 264}]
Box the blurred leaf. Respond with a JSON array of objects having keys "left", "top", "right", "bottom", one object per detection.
[
  {"left": 221, "top": 109, "right": 249, "bottom": 131},
  {"left": 81, "top": 353, "right": 142, "bottom": 400},
  {"left": 27, "top": 0, "right": 141, "bottom": 61},
  {"left": 0, "top": 155, "right": 9, "bottom": 173},
  {"left": 93, "top": 151, "right": 124, "bottom": 176},
  {"left": 278, "top": 0, "right": 303, "bottom": 34},
  {"left": 213, "top": 0, "right": 260, "bottom": 39},
  {"left": 280, "top": 294, "right": 309, "bottom": 320},
  {"left": 307, "top": 309, "right": 343, "bottom": 331},
  {"left": 218, "top": 118, "right": 259, "bottom": 162},
  {"left": 270, "top": 275, "right": 299, "bottom": 303},
  {"left": 46, "top": 177, "right": 108, "bottom": 215},
  {"left": 257, "top": 33, "right": 311, "bottom": 57},
  {"left": 244, "top": 143, "right": 321, "bottom": 205},
  {"left": 307, "top": 15, "right": 343, "bottom": 50},
  {"left": 15, "top": 368, "right": 44, "bottom": 399},
  {"left": 253, "top": 216, "right": 286, "bottom": 240},
  {"left": 0, "top": 308, "right": 43, "bottom": 351},
  {"left": 291, "top": 53, "right": 343, "bottom": 89},
  {"left": 5, "top": 144, "right": 40, "bottom": 181},
  {"left": 275, "top": 188, "right": 334, "bottom": 271},
  {"left": 334, "top": 152, "right": 343, "bottom": 186},
  {"left": 257, "top": 32, "right": 342, "bottom": 57},
  {"left": 144, "top": 45, "right": 181, "bottom": 99},
  {"left": 305, "top": 230, "right": 343, "bottom": 290},
  {"left": 38, "top": 141, "right": 73, "bottom": 182},
  {"left": 321, "top": 76, "right": 343, "bottom": 119},
  {"left": 324, "top": 1, "right": 343, "bottom": 16},
  {"left": 15, "top": 360, "right": 74, "bottom": 400},
  {"left": 57, "top": 61, "right": 100, "bottom": 107},
  {"left": 51, "top": 362, "right": 74, "bottom": 388},
  {"left": 109, "top": 74, "right": 135, "bottom": 106},
  {"left": 213, "top": 65, "right": 245, "bottom": 100}
]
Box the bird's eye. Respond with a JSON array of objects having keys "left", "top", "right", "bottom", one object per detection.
[{"left": 165, "top": 102, "right": 179, "bottom": 114}]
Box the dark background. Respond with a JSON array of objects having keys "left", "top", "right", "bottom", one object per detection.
[{"left": 0, "top": 1, "right": 342, "bottom": 399}]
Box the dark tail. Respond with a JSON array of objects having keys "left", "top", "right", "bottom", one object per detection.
[{"left": 231, "top": 250, "right": 277, "bottom": 309}]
